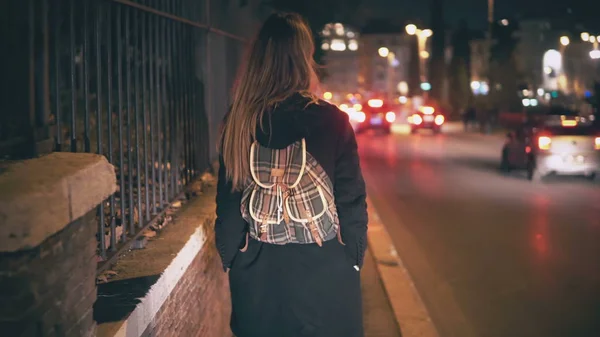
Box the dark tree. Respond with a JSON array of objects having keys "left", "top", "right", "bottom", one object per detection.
[
  {"left": 447, "top": 19, "right": 472, "bottom": 117},
  {"left": 488, "top": 20, "right": 522, "bottom": 111}
]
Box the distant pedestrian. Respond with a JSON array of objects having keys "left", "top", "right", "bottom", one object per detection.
[{"left": 215, "top": 12, "right": 368, "bottom": 337}]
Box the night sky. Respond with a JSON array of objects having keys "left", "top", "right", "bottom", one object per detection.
[{"left": 356, "top": 0, "right": 600, "bottom": 31}]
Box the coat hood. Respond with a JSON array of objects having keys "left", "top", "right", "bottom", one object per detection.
[{"left": 255, "top": 93, "right": 329, "bottom": 149}]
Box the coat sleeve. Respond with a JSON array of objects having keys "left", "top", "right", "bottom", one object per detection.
[
  {"left": 334, "top": 114, "right": 368, "bottom": 268},
  {"left": 214, "top": 155, "right": 248, "bottom": 272}
]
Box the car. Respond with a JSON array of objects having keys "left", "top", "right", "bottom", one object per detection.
[
  {"left": 501, "top": 115, "right": 600, "bottom": 181},
  {"left": 408, "top": 105, "right": 445, "bottom": 133},
  {"left": 348, "top": 98, "right": 396, "bottom": 134}
]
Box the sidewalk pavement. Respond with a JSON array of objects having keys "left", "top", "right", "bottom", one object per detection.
[{"left": 362, "top": 248, "right": 403, "bottom": 337}]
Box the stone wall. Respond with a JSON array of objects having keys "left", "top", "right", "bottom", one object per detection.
[
  {"left": 0, "top": 211, "right": 98, "bottom": 337},
  {"left": 0, "top": 153, "right": 117, "bottom": 337}
]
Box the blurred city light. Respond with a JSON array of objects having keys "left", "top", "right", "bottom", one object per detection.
[
  {"left": 334, "top": 23, "right": 344, "bottom": 36},
  {"left": 537, "top": 88, "right": 545, "bottom": 96},
  {"left": 378, "top": 47, "right": 389, "bottom": 57},
  {"left": 560, "top": 36, "right": 570, "bottom": 46},
  {"left": 470, "top": 81, "right": 489, "bottom": 95},
  {"left": 500, "top": 19, "right": 509, "bottom": 26},
  {"left": 323, "top": 91, "right": 333, "bottom": 100},
  {"left": 399, "top": 96, "right": 408, "bottom": 104},
  {"left": 397, "top": 81, "right": 409, "bottom": 95},
  {"left": 422, "top": 29, "right": 433, "bottom": 38},
  {"left": 348, "top": 40, "right": 358, "bottom": 51},
  {"left": 543, "top": 50, "right": 562, "bottom": 71},
  {"left": 330, "top": 39, "right": 346, "bottom": 51},
  {"left": 405, "top": 24, "right": 417, "bottom": 35},
  {"left": 581, "top": 32, "right": 590, "bottom": 42},
  {"left": 420, "top": 82, "right": 432, "bottom": 91},
  {"left": 321, "top": 42, "right": 329, "bottom": 50},
  {"left": 590, "top": 50, "right": 600, "bottom": 59},
  {"left": 420, "top": 50, "right": 430, "bottom": 59}
]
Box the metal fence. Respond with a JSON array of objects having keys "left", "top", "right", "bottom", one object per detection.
[{"left": 1, "top": 0, "right": 247, "bottom": 272}]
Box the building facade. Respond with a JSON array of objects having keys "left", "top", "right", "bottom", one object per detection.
[
  {"left": 320, "top": 23, "right": 360, "bottom": 96},
  {"left": 358, "top": 32, "right": 417, "bottom": 100}
]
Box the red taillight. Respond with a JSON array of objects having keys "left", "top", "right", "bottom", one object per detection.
[
  {"left": 538, "top": 136, "right": 551, "bottom": 150},
  {"left": 595, "top": 137, "right": 600, "bottom": 150},
  {"left": 385, "top": 111, "right": 396, "bottom": 123},
  {"left": 434, "top": 115, "right": 445, "bottom": 125}
]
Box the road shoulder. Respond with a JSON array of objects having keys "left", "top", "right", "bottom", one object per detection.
[
  {"left": 362, "top": 248, "right": 403, "bottom": 337},
  {"left": 366, "top": 197, "right": 440, "bottom": 337}
]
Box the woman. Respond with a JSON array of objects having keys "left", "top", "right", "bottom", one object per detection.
[{"left": 215, "top": 12, "right": 368, "bottom": 337}]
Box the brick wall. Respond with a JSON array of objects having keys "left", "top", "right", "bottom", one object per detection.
[
  {"left": 0, "top": 210, "right": 98, "bottom": 337},
  {"left": 141, "top": 234, "right": 232, "bottom": 337}
]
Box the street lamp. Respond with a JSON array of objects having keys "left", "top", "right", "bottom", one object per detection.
[
  {"left": 404, "top": 24, "right": 433, "bottom": 95},
  {"left": 378, "top": 47, "right": 389, "bottom": 57},
  {"left": 560, "top": 36, "right": 570, "bottom": 46},
  {"left": 581, "top": 32, "right": 590, "bottom": 42}
]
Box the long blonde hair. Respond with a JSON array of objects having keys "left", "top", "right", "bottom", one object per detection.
[{"left": 220, "top": 12, "right": 319, "bottom": 191}]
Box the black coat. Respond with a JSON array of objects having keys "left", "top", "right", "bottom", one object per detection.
[{"left": 215, "top": 94, "right": 368, "bottom": 337}]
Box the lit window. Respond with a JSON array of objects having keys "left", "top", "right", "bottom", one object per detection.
[
  {"left": 330, "top": 39, "right": 346, "bottom": 51},
  {"left": 348, "top": 40, "right": 358, "bottom": 51},
  {"left": 322, "top": 42, "right": 330, "bottom": 50}
]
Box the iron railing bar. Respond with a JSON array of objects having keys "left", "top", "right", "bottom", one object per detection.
[
  {"left": 96, "top": 191, "right": 186, "bottom": 275},
  {"left": 110, "top": 0, "right": 246, "bottom": 42},
  {"left": 54, "top": 0, "right": 62, "bottom": 152},
  {"left": 95, "top": 0, "right": 106, "bottom": 260},
  {"left": 161, "top": 0, "right": 169, "bottom": 204},
  {"left": 155, "top": 1, "right": 164, "bottom": 211},
  {"left": 84, "top": 0, "right": 91, "bottom": 153},
  {"left": 125, "top": 4, "right": 135, "bottom": 234},
  {"left": 141, "top": 0, "right": 150, "bottom": 222},
  {"left": 116, "top": 4, "right": 127, "bottom": 241},
  {"left": 41, "top": 0, "right": 51, "bottom": 138},
  {"left": 28, "top": 0, "right": 35, "bottom": 144},
  {"left": 134, "top": 4, "right": 142, "bottom": 228},
  {"left": 180, "top": 20, "right": 189, "bottom": 187},
  {"left": 169, "top": 9, "right": 182, "bottom": 196},
  {"left": 148, "top": 0, "right": 157, "bottom": 215},
  {"left": 189, "top": 27, "right": 197, "bottom": 177},
  {"left": 69, "top": 0, "right": 77, "bottom": 152},
  {"left": 106, "top": 3, "right": 117, "bottom": 252}
]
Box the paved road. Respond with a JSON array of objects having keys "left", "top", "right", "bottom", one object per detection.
[{"left": 358, "top": 131, "right": 600, "bottom": 337}]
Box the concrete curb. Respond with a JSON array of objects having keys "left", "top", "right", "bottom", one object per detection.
[{"left": 366, "top": 197, "right": 440, "bottom": 337}]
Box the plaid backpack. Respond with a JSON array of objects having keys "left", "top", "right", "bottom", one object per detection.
[{"left": 240, "top": 138, "right": 341, "bottom": 246}]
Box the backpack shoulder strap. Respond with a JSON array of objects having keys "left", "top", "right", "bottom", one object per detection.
[
  {"left": 249, "top": 141, "right": 275, "bottom": 188},
  {"left": 289, "top": 138, "right": 307, "bottom": 189}
]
